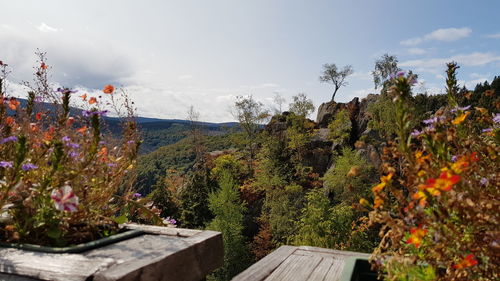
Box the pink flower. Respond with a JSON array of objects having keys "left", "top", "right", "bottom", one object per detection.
[{"left": 51, "top": 185, "right": 79, "bottom": 212}]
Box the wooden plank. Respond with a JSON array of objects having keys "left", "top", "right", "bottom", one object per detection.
[
  {"left": 297, "top": 246, "right": 370, "bottom": 259},
  {"left": 232, "top": 246, "right": 297, "bottom": 281},
  {"left": 265, "top": 254, "right": 322, "bottom": 281},
  {"left": 0, "top": 248, "right": 116, "bottom": 281},
  {"left": 307, "top": 258, "right": 334, "bottom": 281},
  {"left": 90, "top": 231, "right": 223, "bottom": 281},
  {"left": 123, "top": 223, "right": 202, "bottom": 237},
  {"left": 324, "top": 258, "right": 346, "bottom": 281}
]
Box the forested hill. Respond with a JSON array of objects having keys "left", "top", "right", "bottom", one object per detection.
[{"left": 14, "top": 98, "right": 238, "bottom": 153}]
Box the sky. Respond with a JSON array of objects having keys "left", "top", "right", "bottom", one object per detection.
[{"left": 1, "top": 0, "right": 500, "bottom": 122}]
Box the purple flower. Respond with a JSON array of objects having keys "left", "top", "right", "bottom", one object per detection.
[
  {"left": 107, "top": 163, "right": 117, "bottom": 167},
  {"left": 82, "top": 110, "right": 108, "bottom": 117},
  {"left": 22, "top": 163, "right": 38, "bottom": 171},
  {"left": 0, "top": 136, "right": 18, "bottom": 144},
  {"left": 56, "top": 88, "right": 77, "bottom": 95},
  {"left": 163, "top": 216, "right": 177, "bottom": 225},
  {"left": 133, "top": 193, "right": 141, "bottom": 198},
  {"left": 69, "top": 151, "right": 79, "bottom": 158},
  {"left": 423, "top": 117, "right": 438, "bottom": 125},
  {"left": 451, "top": 155, "right": 458, "bottom": 162},
  {"left": 396, "top": 71, "right": 406, "bottom": 78},
  {"left": 411, "top": 129, "right": 423, "bottom": 137},
  {"left": 126, "top": 140, "right": 135, "bottom": 144},
  {"left": 493, "top": 113, "right": 500, "bottom": 124},
  {"left": 480, "top": 178, "right": 489, "bottom": 186},
  {"left": 0, "top": 161, "right": 13, "bottom": 168},
  {"left": 61, "top": 136, "right": 71, "bottom": 142},
  {"left": 451, "top": 105, "right": 471, "bottom": 113},
  {"left": 34, "top": 96, "right": 43, "bottom": 103},
  {"left": 99, "top": 141, "right": 107, "bottom": 145},
  {"left": 66, "top": 142, "right": 80, "bottom": 149},
  {"left": 482, "top": 128, "right": 493, "bottom": 133}
]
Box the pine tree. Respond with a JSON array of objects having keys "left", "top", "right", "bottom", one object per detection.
[{"left": 206, "top": 172, "right": 250, "bottom": 281}]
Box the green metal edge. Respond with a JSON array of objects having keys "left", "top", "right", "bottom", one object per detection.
[
  {"left": 339, "top": 257, "right": 369, "bottom": 281},
  {"left": 0, "top": 229, "right": 145, "bottom": 253}
]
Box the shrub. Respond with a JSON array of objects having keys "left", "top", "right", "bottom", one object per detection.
[
  {"left": 364, "top": 66, "right": 499, "bottom": 280},
  {"left": 0, "top": 55, "right": 162, "bottom": 246}
]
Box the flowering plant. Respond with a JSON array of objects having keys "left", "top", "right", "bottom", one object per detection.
[
  {"left": 0, "top": 54, "right": 166, "bottom": 247},
  {"left": 363, "top": 63, "right": 499, "bottom": 280}
]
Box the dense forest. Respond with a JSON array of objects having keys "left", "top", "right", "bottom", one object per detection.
[{"left": 132, "top": 56, "right": 500, "bottom": 281}]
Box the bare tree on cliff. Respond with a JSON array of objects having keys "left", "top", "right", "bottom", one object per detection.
[{"left": 319, "top": 63, "right": 353, "bottom": 102}]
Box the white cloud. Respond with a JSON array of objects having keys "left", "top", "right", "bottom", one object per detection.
[
  {"left": 177, "top": 74, "right": 193, "bottom": 80},
  {"left": 36, "top": 22, "right": 60, "bottom": 33},
  {"left": 401, "top": 27, "right": 472, "bottom": 46},
  {"left": 400, "top": 52, "right": 500, "bottom": 70},
  {"left": 408, "top": 48, "right": 426, "bottom": 55},
  {"left": 485, "top": 33, "right": 500, "bottom": 39}
]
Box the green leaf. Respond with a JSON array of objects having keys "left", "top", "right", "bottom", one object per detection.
[
  {"left": 47, "top": 227, "right": 61, "bottom": 239},
  {"left": 113, "top": 214, "right": 128, "bottom": 224}
]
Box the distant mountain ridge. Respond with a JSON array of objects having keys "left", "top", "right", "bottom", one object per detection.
[{"left": 14, "top": 97, "right": 239, "bottom": 153}]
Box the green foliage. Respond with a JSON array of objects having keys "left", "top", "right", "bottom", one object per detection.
[
  {"left": 292, "top": 188, "right": 335, "bottom": 248},
  {"left": 288, "top": 93, "right": 315, "bottom": 118},
  {"left": 206, "top": 172, "right": 250, "bottom": 280},
  {"left": 178, "top": 166, "right": 215, "bottom": 228},
  {"left": 372, "top": 53, "right": 401, "bottom": 89},
  {"left": 322, "top": 147, "right": 376, "bottom": 204},
  {"left": 367, "top": 93, "right": 399, "bottom": 139},
  {"left": 264, "top": 185, "right": 304, "bottom": 246},
  {"left": 327, "top": 109, "right": 351, "bottom": 145},
  {"left": 210, "top": 154, "right": 245, "bottom": 183},
  {"left": 384, "top": 260, "right": 437, "bottom": 281},
  {"left": 135, "top": 134, "right": 232, "bottom": 194}
]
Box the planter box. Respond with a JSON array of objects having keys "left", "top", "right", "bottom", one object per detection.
[
  {"left": 339, "top": 257, "right": 378, "bottom": 281},
  {"left": 0, "top": 224, "right": 223, "bottom": 281}
]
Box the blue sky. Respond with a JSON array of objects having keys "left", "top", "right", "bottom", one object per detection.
[{"left": 1, "top": 0, "right": 499, "bottom": 122}]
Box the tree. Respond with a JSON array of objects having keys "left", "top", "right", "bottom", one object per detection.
[
  {"left": 372, "top": 54, "right": 401, "bottom": 89},
  {"left": 288, "top": 93, "right": 315, "bottom": 118},
  {"left": 319, "top": 63, "right": 353, "bottom": 101},
  {"left": 272, "top": 92, "right": 286, "bottom": 115},
  {"left": 187, "top": 106, "right": 205, "bottom": 162},
  {"left": 232, "top": 95, "right": 269, "bottom": 174},
  {"left": 206, "top": 172, "right": 250, "bottom": 281}
]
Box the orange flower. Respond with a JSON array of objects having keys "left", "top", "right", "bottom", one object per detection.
[
  {"left": 5, "top": 117, "right": 15, "bottom": 126},
  {"left": 452, "top": 111, "right": 470, "bottom": 125},
  {"left": 453, "top": 254, "right": 478, "bottom": 269},
  {"left": 8, "top": 98, "right": 20, "bottom": 110},
  {"left": 359, "top": 198, "right": 370, "bottom": 207},
  {"left": 76, "top": 126, "right": 87, "bottom": 134},
  {"left": 30, "top": 123, "right": 39, "bottom": 132},
  {"left": 372, "top": 173, "right": 393, "bottom": 193},
  {"left": 35, "top": 112, "right": 43, "bottom": 121},
  {"left": 80, "top": 94, "right": 88, "bottom": 101},
  {"left": 40, "top": 62, "right": 48, "bottom": 70},
  {"left": 406, "top": 226, "right": 427, "bottom": 248},
  {"left": 373, "top": 196, "right": 383, "bottom": 208},
  {"left": 89, "top": 97, "right": 97, "bottom": 104},
  {"left": 415, "top": 151, "right": 431, "bottom": 164},
  {"left": 413, "top": 171, "right": 460, "bottom": 206},
  {"left": 485, "top": 89, "right": 495, "bottom": 97},
  {"left": 103, "top": 85, "right": 115, "bottom": 94}
]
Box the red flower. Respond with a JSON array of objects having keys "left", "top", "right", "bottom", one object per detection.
[
  {"left": 103, "top": 85, "right": 115, "bottom": 94},
  {"left": 89, "top": 97, "right": 97, "bottom": 104},
  {"left": 453, "top": 254, "right": 478, "bottom": 269},
  {"left": 406, "top": 226, "right": 427, "bottom": 248}
]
